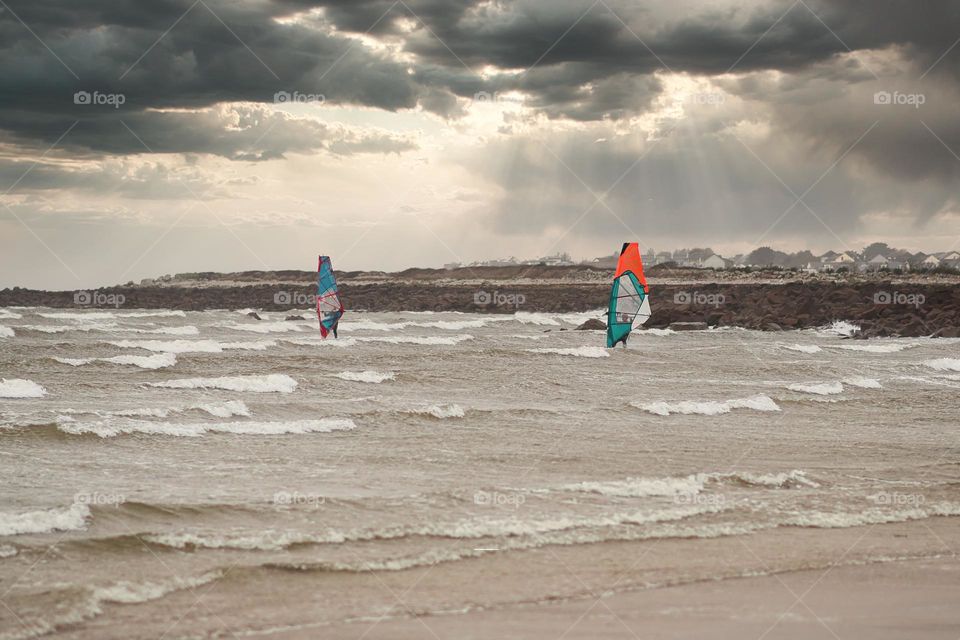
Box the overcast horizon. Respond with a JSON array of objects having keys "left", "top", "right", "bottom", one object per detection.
[{"left": 1, "top": 0, "right": 959, "bottom": 289}]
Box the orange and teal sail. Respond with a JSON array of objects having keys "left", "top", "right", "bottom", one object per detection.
[
  {"left": 606, "top": 243, "right": 650, "bottom": 347},
  {"left": 317, "top": 255, "right": 344, "bottom": 338}
]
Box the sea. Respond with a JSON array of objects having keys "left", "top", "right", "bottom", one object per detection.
[{"left": 1, "top": 307, "right": 958, "bottom": 639}]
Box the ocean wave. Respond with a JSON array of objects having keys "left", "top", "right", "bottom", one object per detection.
[
  {"left": 0, "top": 309, "right": 22, "bottom": 319},
  {"left": 783, "top": 502, "right": 960, "bottom": 528},
  {"left": 0, "top": 544, "right": 17, "bottom": 558},
  {"left": 18, "top": 323, "right": 121, "bottom": 334},
  {"left": 355, "top": 335, "right": 474, "bottom": 345},
  {"left": 220, "top": 321, "right": 305, "bottom": 334},
  {"left": 634, "top": 394, "right": 780, "bottom": 416},
  {"left": 218, "top": 340, "right": 277, "bottom": 350},
  {"left": 106, "top": 339, "right": 224, "bottom": 353},
  {"left": 819, "top": 320, "right": 861, "bottom": 337},
  {"left": 563, "top": 470, "right": 818, "bottom": 497},
  {"left": 53, "top": 353, "right": 177, "bottom": 370},
  {"left": 787, "top": 381, "right": 844, "bottom": 395},
  {"left": 514, "top": 312, "right": 560, "bottom": 326},
  {"left": 148, "top": 373, "right": 297, "bottom": 393},
  {"left": 924, "top": 358, "right": 960, "bottom": 372},
  {"left": 830, "top": 342, "right": 917, "bottom": 353},
  {"left": 0, "top": 379, "right": 46, "bottom": 398},
  {"left": 527, "top": 346, "right": 609, "bottom": 358},
  {"left": 36, "top": 310, "right": 186, "bottom": 320},
  {"left": 844, "top": 377, "right": 883, "bottom": 389},
  {"left": 0, "top": 504, "right": 90, "bottom": 536},
  {"left": 334, "top": 371, "right": 395, "bottom": 383},
  {"left": 55, "top": 416, "right": 356, "bottom": 438},
  {"left": 92, "top": 571, "right": 221, "bottom": 605},
  {"left": 409, "top": 404, "right": 465, "bottom": 419},
  {"left": 0, "top": 326, "right": 13, "bottom": 338},
  {"left": 60, "top": 401, "right": 249, "bottom": 420},
  {"left": 781, "top": 343, "right": 822, "bottom": 353},
  {"left": 635, "top": 328, "right": 675, "bottom": 336}
]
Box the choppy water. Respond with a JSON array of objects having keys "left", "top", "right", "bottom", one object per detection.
[{"left": 1, "top": 308, "right": 959, "bottom": 639}]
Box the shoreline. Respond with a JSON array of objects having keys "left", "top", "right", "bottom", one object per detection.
[
  {"left": 2, "top": 265, "right": 960, "bottom": 337},
  {"left": 315, "top": 555, "right": 960, "bottom": 640}
]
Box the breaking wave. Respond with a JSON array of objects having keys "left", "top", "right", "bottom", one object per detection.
[
  {"left": 220, "top": 321, "right": 305, "bottom": 334},
  {"left": 634, "top": 394, "right": 780, "bottom": 416},
  {"left": 409, "top": 404, "right": 465, "bottom": 419},
  {"left": 334, "top": 371, "right": 395, "bottom": 383},
  {"left": 562, "top": 470, "right": 818, "bottom": 498},
  {"left": 355, "top": 335, "right": 474, "bottom": 345},
  {"left": 844, "top": 377, "right": 883, "bottom": 389},
  {"left": 514, "top": 312, "right": 560, "bottom": 326},
  {"left": 781, "top": 343, "right": 822, "bottom": 354},
  {"left": 924, "top": 358, "right": 960, "bottom": 372},
  {"left": 0, "top": 379, "right": 46, "bottom": 398},
  {"left": 528, "top": 346, "right": 609, "bottom": 358},
  {"left": 148, "top": 374, "right": 297, "bottom": 393},
  {"left": 36, "top": 310, "right": 185, "bottom": 320},
  {"left": 0, "top": 504, "right": 90, "bottom": 536},
  {"left": 53, "top": 353, "right": 177, "bottom": 370},
  {"left": 787, "top": 381, "right": 844, "bottom": 395},
  {"left": 830, "top": 342, "right": 917, "bottom": 353},
  {"left": 55, "top": 416, "right": 356, "bottom": 438},
  {"left": 0, "top": 326, "right": 13, "bottom": 338}
]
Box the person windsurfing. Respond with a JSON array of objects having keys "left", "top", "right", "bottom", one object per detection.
[
  {"left": 316, "top": 255, "right": 344, "bottom": 338},
  {"left": 606, "top": 242, "right": 651, "bottom": 348}
]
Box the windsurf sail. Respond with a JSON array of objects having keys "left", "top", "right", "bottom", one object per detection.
[
  {"left": 606, "top": 242, "right": 650, "bottom": 347},
  {"left": 317, "top": 255, "right": 344, "bottom": 338}
]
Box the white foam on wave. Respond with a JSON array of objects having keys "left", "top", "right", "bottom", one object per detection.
[
  {"left": 56, "top": 416, "right": 355, "bottom": 438},
  {"left": 819, "top": 320, "right": 861, "bottom": 337},
  {"left": 53, "top": 353, "right": 177, "bottom": 370},
  {"left": 149, "top": 374, "right": 297, "bottom": 393},
  {"left": 107, "top": 339, "right": 223, "bottom": 353},
  {"left": 0, "top": 309, "right": 22, "bottom": 319},
  {"left": 37, "top": 310, "right": 186, "bottom": 320},
  {"left": 0, "top": 544, "right": 17, "bottom": 558},
  {"left": 334, "top": 371, "right": 395, "bottom": 383},
  {"left": 635, "top": 328, "right": 675, "bottom": 336},
  {"left": 563, "top": 470, "right": 818, "bottom": 497},
  {"left": 844, "top": 377, "right": 883, "bottom": 389},
  {"left": 65, "top": 401, "right": 249, "bottom": 420},
  {"left": 514, "top": 312, "right": 560, "bottom": 326},
  {"left": 220, "top": 321, "right": 305, "bottom": 334},
  {"left": 410, "top": 404, "right": 465, "bottom": 419},
  {"left": 564, "top": 475, "right": 706, "bottom": 497},
  {"left": 0, "top": 504, "right": 90, "bottom": 536},
  {"left": 830, "top": 343, "right": 917, "bottom": 353},
  {"left": 0, "top": 326, "right": 13, "bottom": 338},
  {"left": 355, "top": 335, "right": 474, "bottom": 345},
  {"left": 781, "top": 343, "right": 822, "bottom": 354},
  {"left": 787, "top": 381, "right": 844, "bottom": 395},
  {"left": 218, "top": 340, "right": 277, "bottom": 351},
  {"left": 634, "top": 394, "right": 780, "bottom": 416},
  {"left": 18, "top": 323, "right": 120, "bottom": 334},
  {"left": 93, "top": 571, "right": 221, "bottom": 605},
  {"left": 0, "top": 379, "right": 46, "bottom": 398},
  {"left": 924, "top": 358, "right": 960, "bottom": 372},
  {"left": 783, "top": 502, "right": 960, "bottom": 528},
  {"left": 528, "top": 346, "right": 609, "bottom": 358}
]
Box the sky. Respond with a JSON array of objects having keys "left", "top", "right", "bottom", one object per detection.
[{"left": 1, "top": 0, "right": 959, "bottom": 289}]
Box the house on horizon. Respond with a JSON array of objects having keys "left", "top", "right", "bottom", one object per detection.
[{"left": 701, "top": 254, "right": 731, "bottom": 269}]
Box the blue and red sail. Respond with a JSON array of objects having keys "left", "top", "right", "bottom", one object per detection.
[{"left": 317, "top": 255, "right": 344, "bottom": 338}]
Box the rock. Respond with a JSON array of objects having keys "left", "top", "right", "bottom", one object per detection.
[
  {"left": 764, "top": 322, "right": 782, "bottom": 331},
  {"left": 933, "top": 327, "right": 960, "bottom": 338},
  {"left": 285, "top": 315, "right": 303, "bottom": 321},
  {"left": 669, "top": 321, "right": 708, "bottom": 331},
  {"left": 246, "top": 312, "right": 262, "bottom": 320},
  {"left": 575, "top": 319, "right": 606, "bottom": 330}
]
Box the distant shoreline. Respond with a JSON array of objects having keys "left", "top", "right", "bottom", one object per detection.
[{"left": 2, "top": 265, "right": 958, "bottom": 337}]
